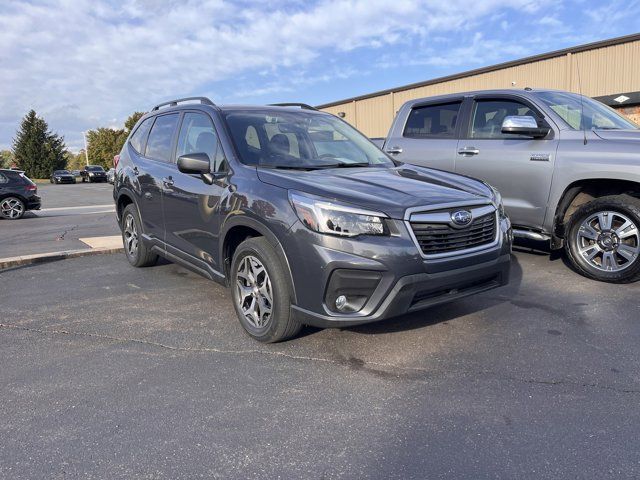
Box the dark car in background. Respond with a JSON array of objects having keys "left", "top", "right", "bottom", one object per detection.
[
  {"left": 50, "top": 169, "right": 76, "bottom": 184},
  {"left": 114, "top": 97, "right": 511, "bottom": 342},
  {"left": 80, "top": 165, "right": 107, "bottom": 183},
  {"left": 0, "top": 169, "right": 41, "bottom": 219}
]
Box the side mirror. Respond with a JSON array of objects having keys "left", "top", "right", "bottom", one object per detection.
[
  {"left": 177, "top": 152, "right": 225, "bottom": 185},
  {"left": 501, "top": 115, "right": 550, "bottom": 139}
]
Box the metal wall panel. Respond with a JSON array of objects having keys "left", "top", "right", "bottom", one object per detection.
[{"left": 320, "top": 39, "right": 640, "bottom": 137}]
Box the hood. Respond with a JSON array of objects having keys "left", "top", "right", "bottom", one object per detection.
[
  {"left": 594, "top": 129, "right": 640, "bottom": 142},
  {"left": 257, "top": 165, "right": 492, "bottom": 219}
]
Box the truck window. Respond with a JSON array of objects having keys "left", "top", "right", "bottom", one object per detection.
[
  {"left": 403, "top": 102, "right": 461, "bottom": 138},
  {"left": 470, "top": 99, "right": 537, "bottom": 139}
]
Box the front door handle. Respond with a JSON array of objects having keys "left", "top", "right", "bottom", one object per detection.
[
  {"left": 163, "top": 176, "right": 174, "bottom": 187},
  {"left": 457, "top": 147, "right": 480, "bottom": 156},
  {"left": 385, "top": 146, "right": 403, "bottom": 155}
]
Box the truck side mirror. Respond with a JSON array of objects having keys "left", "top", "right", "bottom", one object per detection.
[{"left": 501, "top": 115, "right": 550, "bottom": 139}]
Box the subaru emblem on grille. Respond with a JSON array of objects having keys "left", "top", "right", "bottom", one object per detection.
[{"left": 451, "top": 210, "right": 473, "bottom": 227}]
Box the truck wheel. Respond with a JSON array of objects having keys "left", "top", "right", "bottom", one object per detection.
[
  {"left": 121, "top": 204, "right": 157, "bottom": 267},
  {"left": 565, "top": 195, "right": 640, "bottom": 283},
  {"left": 230, "top": 237, "right": 301, "bottom": 343}
]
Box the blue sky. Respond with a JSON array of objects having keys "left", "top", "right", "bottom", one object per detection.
[{"left": 1, "top": 0, "right": 639, "bottom": 151}]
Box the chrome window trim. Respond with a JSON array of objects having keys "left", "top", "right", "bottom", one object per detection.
[{"left": 404, "top": 200, "right": 501, "bottom": 260}]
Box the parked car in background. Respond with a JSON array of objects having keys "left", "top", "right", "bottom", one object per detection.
[
  {"left": 50, "top": 169, "right": 76, "bottom": 184},
  {"left": 106, "top": 168, "right": 115, "bottom": 184},
  {"left": 114, "top": 97, "right": 511, "bottom": 342},
  {"left": 0, "top": 169, "right": 41, "bottom": 219},
  {"left": 71, "top": 169, "right": 81, "bottom": 177},
  {"left": 80, "top": 165, "right": 107, "bottom": 183},
  {"left": 379, "top": 88, "right": 640, "bottom": 283}
]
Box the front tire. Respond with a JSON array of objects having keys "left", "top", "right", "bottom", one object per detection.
[
  {"left": 121, "top": 204, "right": 157, "bottom": 267},
  {"left": 230, "top": 237, "right": 301, "bottom": 343},
  {"left": 565, "top": 195, "right": 640, "bottom": 283}
]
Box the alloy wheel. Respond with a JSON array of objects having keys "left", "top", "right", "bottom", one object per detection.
[
  {"left": 576, "top": 210, "right": 640, "bottom": 272},
  {"left": 123, "top": 213, "right": 139, "bottom": 257},
  {"left": 235, "top": 255, "right": 273, "bottom": 328},
  {"left": 0, "top": 198, "right": 25, "bottom": 219}
]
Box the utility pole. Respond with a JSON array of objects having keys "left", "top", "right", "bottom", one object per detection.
[{"left": 82, "top": 131, "right": 89, "bottom": 166}]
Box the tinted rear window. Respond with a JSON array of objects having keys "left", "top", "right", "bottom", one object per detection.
[
  {"left": 145, "top": 114, "right": 180, "bottom": 162},
  {"left": 404, "top": 102, "right": 461, "bottom": 138}
]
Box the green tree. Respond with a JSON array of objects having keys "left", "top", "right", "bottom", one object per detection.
[
  {"left": 12, "top": 110, "right": 66, "bottom": 178},
  {"left": 125, "top": 112, "right": 145, "bottom": 132},
  {"left": 86, "top": 128, "right": 128, "bottom": 169},
  {"left": 0, "top": 149, "right": 15, "bottom": 169}
]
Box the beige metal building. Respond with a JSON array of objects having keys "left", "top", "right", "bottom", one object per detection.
[{"left": 317, "top": 33, "right": 640, "bottom": 137}]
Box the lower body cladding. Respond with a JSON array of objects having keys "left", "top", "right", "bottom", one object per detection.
[{"left": 285, "top": 216, "right": 512, "bottom": 328}]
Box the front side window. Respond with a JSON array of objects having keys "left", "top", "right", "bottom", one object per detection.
[
  {"left": 176, "top": 112, "right": 226, "bottom": 173},
  {"left": 224, "top": 110, "right": 393, "bottom": 169},
  {"left": 536, "top": 91, "right": 638, "bottom": 130},
  {"left": 145, "top": 114, "right": 180, "bottom": 162},
  {"left": 129, "top": 117, "right": 153, "bottom": 154},
  {"left": 403, "top": 102, "right": 461, "bottom": 138},
  {"left": 470, "top": 99, "right": 539, "bottom": 139}
]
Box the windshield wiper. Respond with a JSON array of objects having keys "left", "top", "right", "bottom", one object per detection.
[{"left": 317, "top": 162, "right": 371, "bottom": 168}]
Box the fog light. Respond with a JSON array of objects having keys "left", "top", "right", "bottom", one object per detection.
[{"left": 335, "top": 295, "right": 348, "bottom": 311}]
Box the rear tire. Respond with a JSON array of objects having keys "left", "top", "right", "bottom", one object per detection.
[
  {"left": 0, "top": 197, "right": 25, "bottom": 220},
  {"left": 121, "top": 204, "right": 157, "bottom": 267},
  {"left": 230, "top": 237, "right": 301, "bottom": 343},
  {"left": 565, "top": 195, "right": 640, "bottom": 283}
]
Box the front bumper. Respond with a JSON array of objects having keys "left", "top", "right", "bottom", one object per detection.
[
  {"left": 291, "top": 253, "right": 510, "bottom": 327},
  {"left": 284, "top": 215, "right": 512, "bottom": 328}
]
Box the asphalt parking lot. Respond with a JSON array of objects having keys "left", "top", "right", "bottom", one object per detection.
[
  {"left": 1, "top": 243, "right": 640, "bottom": 478},
  {"left": 0, "top": 182, "right": 119, "bottom": 257}
]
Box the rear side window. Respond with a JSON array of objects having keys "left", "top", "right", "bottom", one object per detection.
[
  {"left": 470, "top": 99, "right": 538, "bottom": 139},
  {"left": 129, "top": 117, "right": 153, "bottom": 154},
  {"left": 404, "top": 102, "right": 461, "bottom": 138},
  {"left": 0, "top": 173, "right": 8, "bottom": 184},
  {"left": 145, "top": 114, "right": 180, "bottom": 162}
]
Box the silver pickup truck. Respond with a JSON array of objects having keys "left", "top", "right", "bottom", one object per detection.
[{"left": 377, "top": 88, "right": 640, "bottom": 283}]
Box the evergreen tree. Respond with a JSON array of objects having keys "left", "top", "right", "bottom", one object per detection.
[{"left": 12, "top": 110, "right": 66, "bottom": 178}]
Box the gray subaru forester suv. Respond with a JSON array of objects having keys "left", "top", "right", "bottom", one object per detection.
[
  {"left": 114, "top": 98, "right": 511, "bottom": 342},
  {"left": 382, "top": 89, "right": 640, "bottom": 283}
]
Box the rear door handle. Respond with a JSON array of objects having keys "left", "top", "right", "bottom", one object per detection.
[
  {"left": 163, "top": 176, "right": 174, "bottom": 187},
  {"left": 457, "top": 147, "right": 480, "bottom": 156},
  {"left": 385, "top": 146, "right": 403, "bottom": 155}
]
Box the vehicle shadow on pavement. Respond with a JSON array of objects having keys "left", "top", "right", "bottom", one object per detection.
[{"left": 300, "top": 254, "right": 524, "bottom": 338}]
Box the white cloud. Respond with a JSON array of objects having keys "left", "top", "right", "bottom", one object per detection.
[{"left": 0, "top": 0, "right": 608, "bottom": 150}]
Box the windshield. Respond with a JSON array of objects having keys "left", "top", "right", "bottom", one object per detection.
[
  {"left": 224, "top": 110, "right": 394, "bottom": 169},
  {"left": 86, "top": 166, "right": 104, "bottom": 171},
  {"left": 536, "top": 91, "right": 638, "bottom": 130},
  {"left": 54, "top": 170, "right": 70, "bottom": 174}
]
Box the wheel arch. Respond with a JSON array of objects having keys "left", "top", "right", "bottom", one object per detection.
[
  {"left": 220, "top": 216, "right": 297, "bottom": 304},
  {"left": 553, "top": 178, "right": 640, "bottom": 239}
]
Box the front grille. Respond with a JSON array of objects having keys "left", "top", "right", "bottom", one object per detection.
[{"left": 410, "top": 210, "right": 496, "bottom": 256}]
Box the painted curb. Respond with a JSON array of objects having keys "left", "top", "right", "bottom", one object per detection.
[{"left": 0, "top": 246, "right": 124, "bottom": 271}]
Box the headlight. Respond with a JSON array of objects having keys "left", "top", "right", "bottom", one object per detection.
[
  {"left": 289, "top": 191, "right": 388, "bottom": 237},
  {"left": 489, "top": 185, "right": 505, "bottom": 217}
]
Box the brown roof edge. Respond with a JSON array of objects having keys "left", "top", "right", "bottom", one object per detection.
[{"left": 316, "top": 32, "right": 640, "bottom": 109}]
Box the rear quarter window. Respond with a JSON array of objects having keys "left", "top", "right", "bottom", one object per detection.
[{"left": 129, "top": 117, "right": 154, "bottom": 154}]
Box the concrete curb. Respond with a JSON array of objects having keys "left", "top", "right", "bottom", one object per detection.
[{"left": 0, "top": 246, "right": 124, "bottom": 271}]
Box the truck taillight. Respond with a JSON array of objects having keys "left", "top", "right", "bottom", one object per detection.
[{"left": 113, "top": 155, "right": 120, "bottom": 168}]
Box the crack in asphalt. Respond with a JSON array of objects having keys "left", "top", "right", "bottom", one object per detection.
[
  {"left": 56, "top": 224, "right": 79, "bottom": 241},
  {"left": 1, "top": 322, "right": 639, "bottom": 394}
]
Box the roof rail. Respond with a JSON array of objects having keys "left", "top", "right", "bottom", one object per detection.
[
  {"left": 269, "top": 103, "right": 318, "bottom": 111},
  {"left": 152, "top": 97, "right": 216, "bottom": 111}
]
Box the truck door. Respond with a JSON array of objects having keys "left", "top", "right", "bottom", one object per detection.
[
  {"left": 384, "top": 99, "right": 462, "bottom": 172},
  {"left": 454, "top": 95, "right": 558, "bottom": 229}
]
